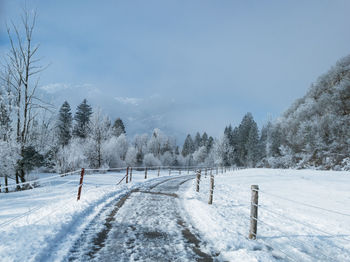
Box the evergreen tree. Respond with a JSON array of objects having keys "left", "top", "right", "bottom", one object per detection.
[
  {"left": 112, "top": 118, "right": 126, "bottom": 137},
  {"left": 259, "top": 124, "right": 269, "bottom": 159},
  {"left": 246, "top": 122, "right": 259, "bottom": 167},
  {"left": 194, "top": 132, "right": 202, "bottom": 150},
  {"left": 237, "top": 113, "right": 259, "bottom": 166},
  {"left": 73, "top": 99, "right": 93, "bottom": 139},
  {"left": 182, "top": 134, "right": 194, "bottom": 157},
  {"left": 57, "top": 101, "right": 72, "bottom": 146},
  {"left": 207, "top": 136, "right": 214, "bottom": 151},
  {"left": 201, "top": 132, "right": 208, "bottom": 147}
]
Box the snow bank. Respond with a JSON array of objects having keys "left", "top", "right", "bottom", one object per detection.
[{"left": 182, "top": 168, "right": 350, "bottom": 261}]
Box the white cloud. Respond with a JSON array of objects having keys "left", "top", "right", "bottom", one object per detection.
[
  {"left": 40, "top": 83, "right": 69, "bottom": 93},
  {"left": 114, "top": 96, "right": 142, "bottom": 106}
]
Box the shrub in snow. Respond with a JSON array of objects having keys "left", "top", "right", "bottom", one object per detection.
[
  {"left": 102, "top": 137, "right": 126, "bottom": 168},
  {"left": 125, "top": 147, "right": 137, "bottom": 167},
  {"left": 55, "top": 139, "right": 87, "bottom": 173},
  {"left": 160, "top": 151, "right": 174, "bottom": 166},
  {"left": 143, "top": 153, "right": 161, "bottom": 167},
  {"left": 0, "top": 140, "right": 20, "bottom": 179},
  {"left": 193, "top": 146, "right": 208, "bottom": 166}
]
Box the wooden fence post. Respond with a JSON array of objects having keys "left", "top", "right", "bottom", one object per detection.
[
  {"left": 144, "top": 167, "right": 148, "bottom": 179},
  {"left": 126, "top": 167, "right": 129, "bottom": 184},
  {"left": 196, "top": 169, "right": 201, "bottom": 192},
  {"left": 158, "top": 167, "right": 160, "bottom": 177},
  {"left": 77, "top": 168, "right": 85, "bottom": 201},
  {"left": 249, "top": 185, "right": 259, "bottom": 240},
  {"left": 169, "top": 169, "right": 171, "bottom": 176},
  {"left": 5, "top": 175, "right": 9, "bottom": 193},
  {"left": 208, "top": 174, "right": 214, "bottom": 204},
  {"left": 205, "top": 168, "right": 207, "bottom": 178},
  {"left": 179, "top": 169, "right": 181, "bottom": 175},
  {"left": 130, "top": 167, "right": 133, "bottom": 182},
  {"left": 188, "top": 168, "right": 189, "bottom": 174}
]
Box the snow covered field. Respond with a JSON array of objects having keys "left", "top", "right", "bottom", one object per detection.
[
  {"left": 0, "top": 169, "right": 178, "bottom": 262},
  {"left": 182, "top": 168, "right": 350, "bottom": 261},
  {"left": 1, "top": 168, "right": 349, "bottom": 262}
]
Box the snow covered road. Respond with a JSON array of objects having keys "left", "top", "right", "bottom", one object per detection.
[{"left": 64, "top": 175, "right": 217, "bottom": 262}]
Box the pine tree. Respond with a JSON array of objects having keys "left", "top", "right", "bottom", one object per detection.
[
  {"left": 182, "top": 134, "right": 194, "bottom": 157},
  {"left": 237, "top": 113, "right": 259, "bottom": 166},
  {"left": 246, "top": 122, "right": 259, "bottom": 167},
  {"left": 207, "top": 136, "right": 214, "bottom": 151},
  {"left": 73, "top": 99, "right": 93, "bottom": 139},
  {"left": 201, "top": 132, "right": 208, "bottom": 147},
  {"left": 57, "top": 101, "right": 72, "bottom": 146},
  {"left": 112, "top": 118, "right": 126, "bottom": 137},
  {"left": 194, "top": 132, "right": 202, "bottom": 150}
]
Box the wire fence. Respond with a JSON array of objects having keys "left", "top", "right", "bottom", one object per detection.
[
  {"left": 192, "top": 168, "right": 350, "bottom": 262},
  {"left": 0, "top": 165, "right": 211, "bottom": 231}
]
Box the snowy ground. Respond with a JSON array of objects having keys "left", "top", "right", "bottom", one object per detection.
[
  {"left": 1, "top": 168, "right": 349, "bottom": 262},
  {"left": 183, "top": 168, "right": 350, "bottom": 261},
  {"left": 0, "top": 169, "right": 187, "bottom": 262}
]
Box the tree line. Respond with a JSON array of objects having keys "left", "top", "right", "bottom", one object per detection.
[{"left": 1, "top": 8, "right": 349, "bottom": 191}]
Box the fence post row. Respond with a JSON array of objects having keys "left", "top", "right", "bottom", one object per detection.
[
  {"left": 196, "top": 169, "right": 201, "bottom": 192},
  {"left": 77, "top": 168, "right": 85, "bottom": 201},
  {"left": 145, "top": 167, "right": 148, "bottom": 179},
  {"left": 249, "top": 185, "right": 259, "bottom": 240},
  {"left": 208, "top": 174, "right": 214, "bottom": 204},
  {"left": 126, "top": 167, "right": 129, "bottom": 184},
  {"left": 130, "top": 167, "right": 133, "bottom": 182}
]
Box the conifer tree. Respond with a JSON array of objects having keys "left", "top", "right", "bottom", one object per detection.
[
  {"left": 246, "top": 122, "right": 259, "bottom": 167},
  {"left": 112, "top": 118, "right": 126, "bottom": 137},
  {"left": 57, "top": 101, "right": 72, "bottom": 146},
  {"left": 201, "top": 132, "right": 208, "bottom": 147},
  {"left": 73, "top": 99, "right": 92, "bottom": 139},
  {"left": 194, "top": 132, "right": 202, "bottom": 150},
  {"left": 182, "top": 134, "right": 194, "bottom": 157}
]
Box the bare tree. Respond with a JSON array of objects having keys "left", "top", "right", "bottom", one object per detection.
[{"left": 1, "top": 8, "right": 51, "bottom": 186}]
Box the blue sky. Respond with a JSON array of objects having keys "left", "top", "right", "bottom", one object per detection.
[{"left": 1, "top": 0, "right": 350, "bottom": 142}]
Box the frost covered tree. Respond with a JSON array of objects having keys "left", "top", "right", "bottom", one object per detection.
[
  {"left": 194, "top": 132, "right": 202, "bottom": 150},
  {"left": 112, "top": 117, "right": 126, "bottom": 137},
  {"left": 56, "top": 101, "right": 72, "bottom": 146},
  {"left": 55, "top": 138, "right": 87, "bottom": 173},
  {"left": 264, "top": 54, "right": 350, "bottom": 169},
  {"left": 182, "top": 134, "right": 194, "bottom": 157},
  {"left": 73, "top": 99, "right": 92, "bottom": 139},
  {"left": 143, "top": 153, "right": 161, "bottom": 167},
  {"left": 133, "top": 133, "right": 148, "bottom": 165},
  {"left": 245, "top": 122, "right": 259, "bottom": 167},
  {"left": 1, "top": 8, "right": 52, "bottom": 185},
  {"left": 125, "top": 147, "right": 137, "bottom": 167},
  {"left": 85, "top": 109, "right": 112, "bottom": 168}
]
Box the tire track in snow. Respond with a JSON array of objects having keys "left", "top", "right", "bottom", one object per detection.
[{"left": 66, "top": 176, "right": 219, "bottom": 261}]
